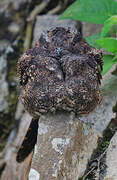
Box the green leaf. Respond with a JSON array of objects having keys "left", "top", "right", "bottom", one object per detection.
[
  {"left": 60, "top": 0, "right": 117, "bottom": 24},
  {"left": 102, "top": 55, "right": 117, "bottom": 75},
  {"left": 101, "top": 15, "right": 117, "bottom": 37},
  {"left": 113, "top": 54, "right": 117, "bottom": 61},
  {"left": 85, "top": 33, "right": 101, "bottom": 48},
  {"left": 96, "top": 37, "right": 117, "bottom": 53}
]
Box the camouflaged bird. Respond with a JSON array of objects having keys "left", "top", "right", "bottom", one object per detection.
[{"left": 16, "top": 27, "right": 103, "bottom": 162}]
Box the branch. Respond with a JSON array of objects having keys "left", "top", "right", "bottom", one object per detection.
[{"left": 24, "top": 1, "right": 50, "bottom": 52}]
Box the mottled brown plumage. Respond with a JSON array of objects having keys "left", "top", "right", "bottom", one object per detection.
[
  {"left": 16, "top": 27, "right": 103, "bottom": 162},
  {"left": 17, "top": 27, "right": 103, "bottom": 117}
]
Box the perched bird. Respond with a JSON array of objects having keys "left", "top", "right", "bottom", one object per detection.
[{"left": 16, "top": 27, "right": 103, "bottom": 162}]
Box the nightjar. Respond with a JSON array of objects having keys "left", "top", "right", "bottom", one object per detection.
[{"left": 16, "top": 27, "right": 103, "bottom": 162}]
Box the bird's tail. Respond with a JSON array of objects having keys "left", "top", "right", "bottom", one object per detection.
[{"left": 16, "top": 117, "right": 39, "bottom": 163}]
